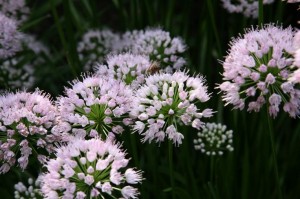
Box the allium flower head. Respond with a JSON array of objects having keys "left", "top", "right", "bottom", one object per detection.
[
  {"left": 95, "top": 53, "right": 152, "bottom": 89},
  {"left": 124, "top": 28, "right": 187, "bottom": 73},
  {"left": 0, "top": 13, "right": 22, "bottom": 59},
  {"left": 0, "top": 34, "right": 50, "bottom": 91},
  {"left": 54, "top": 75, "right": 134, "bottom": 139},
  {"left": 77, "top": 29, "right": 121, "bottom": 71},
  {"left": 14, "top": 177, "right": 42, "bottom": 199},
  {"left": 220, "top": 0, "right": 275, "bottom": 18},
  {"left": 0, "top": 90, "right": 61, "bottom": 173},
  {"left": 218, "top": 24, "right": 300, "bottom": 118},
  {"left": 289, "top": 31, "right": 300, "bottom": 83},
  {"left": 131, "top": 71, "right": 214, "bottom": 146},
  {"left": 0, "top": 0, "right": 30, "bottom": 24},
  {"left": 194, "top": 123, "right": 234, "bottom": 156},
  {"left": 40, "top": 138, "right": 143, "bottom": 199}
]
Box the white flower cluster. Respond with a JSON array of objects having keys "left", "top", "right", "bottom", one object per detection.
[
  {"left": 194, "top": 123, "right": 234, "bottom": 156},
  {"left": 131, "top": 71, "right": 214, "bottom": 146},
  {"left": 218, "top": 24, "right": 300, "bottom": 118},
  {"left": 220, "top": 0, "right": 275, "bottom": 18},
  {"left": 77, "top": 29, "right": 121, "bottom": 71},
  {"left": 54, "top": 75, "right": 134, "bottom": 139},
  {"left": 0, "top": 0, "right": 30, "bottom": 24},
  {"left": 0, "top": 34, "right": 50, "bottom": 91},
  {"left": 40, "top": 138, "right": 143, "bottom": 199},
  {"left": 95, "top": 53, "right": 151, "bottom": 89},
  {"left": 0, "top": 91, "right": 61, "bottom": 174},
  {"left": 14, "top": 177, "right": 42, "bottom": 199},
  {"left": 0, "top": 13, "right": 22, "bottom": 59}
]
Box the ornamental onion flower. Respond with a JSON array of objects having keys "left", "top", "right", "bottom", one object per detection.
[
  {"left": 0, "top": 13, "right": 22, "bottom": 59},
  {"left": 0, "top": 90, "right": 61, "bottom": 173},
  {"left": 123, "top": 28, "right": 187, "bottom": 73},
  {"left": 131, "top": 71, "right": 214, "bottom": 146},
  {"left": 220, "top": 0, "right": 275, "bottom": 18},
  {"left": 0, "top": 34, "right": 50, "bottom": 91},
  {"left": 194, "top": 123, "right": 234, "bottom": 156},
  {"left": 95, "top": 53, "right": 151, "bottom": 89},
  {"left": 289, "top": 31, "right": 300, "bottom": 83},
  {"left": 77, "top": 29, "right": 121, "bottom": 71},
  {"left": 40, "top": 138, "right": 143, "bottom": 199},
  {"left": 14, "top": 177, "right": 42, "bottom": 199},
  {"left": 218, "top": 24, "right": 300, "bottom": 118},
  {"left": 0, "top": 0, "right": 30, "bottom": 24},
  {"left": 54, "top": 75, "right": 134, "bottom": 139}
]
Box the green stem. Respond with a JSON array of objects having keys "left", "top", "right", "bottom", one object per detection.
[
  {"left": 210, "top": 156, "right": 215, "bottom": 183},
  {"left": 266, "top": 113, "right": 283, "bottom": 199},
  {"left": 258, "top": 0, "right": 264, "bottom": 28},
  {"left": 169, "top": 141, "right": 175, "bottom": 199}
]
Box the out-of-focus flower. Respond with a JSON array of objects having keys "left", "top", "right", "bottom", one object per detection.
[
  {"left": 95, "top": 53, "right": 151, "bottom": 89},
  {"left": 0, "top": 90, "right": 61, "bottom": 174},
  {"left": 54, "top": 75, "right": 134, "bottom": 139},
  {"left": 220, "top": 0, "right": 275, "bottom": 18},
  {"left": 40, "top": 138, "right": 143, "bottom": 199},
  {"left": 0, "top": 0, "right": 30, "bottom": 24},
  {"left": 131, "top": 71, "right": 214, "bottom": 146},
  {"left": 283, "top": 0, "right": 300, "bottom": 3},
  {"left": 14, "top": 176, "right": 42, "bottom": 199},
  {"left": 77, "top": 29, "right": 121, "bottom": 71},
  {"left": 218, "top": 24, "right": 300, "bottom": 118},
  {"left": 121, "top": 28, "right": 187, "bottom": 73},
  {"left": 194, "top": 123, "right": 234, "bottom": 156},
  {"left": 0, "top": 13, "right": 22, "bottom": 59},
  {"left": 0, "top": 34, "right": 50, "bottom": 91}
]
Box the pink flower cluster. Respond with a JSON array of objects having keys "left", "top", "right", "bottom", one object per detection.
[
  {"left": 219, "top": 24, "right": 300, "bottom": 118},
  {"left": 54, "top": 75, "right": 134, "bottom": 139},
  {"left": 131, "top": 71, "right": 214, "bottom": 146},
  {"left": 40, "top": 138, "right": 143, "bottom": 199},
  {"left": 0, "top": 91, "right": 61, "bottom": 173}
]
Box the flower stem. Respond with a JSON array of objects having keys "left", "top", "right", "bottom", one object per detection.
[
  {"left": 258, "top": 0, "right": 264, "bottom": 28},
  {"left": 169, "top": 141, "right": 175, "bottom": 199},
  {"left": 266, "top": 113, "right": 283, "bottom": 199}
]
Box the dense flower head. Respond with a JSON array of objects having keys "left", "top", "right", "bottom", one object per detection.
[
  {"left": 220, "top": 0, "right": 275, "bottom": 18},
  {"left": 194, "top": 123, "right": 234, "bottom": 156},
  {"left": 0, "top": 34, "right": 50, "bottom": 91},
  {"left": 0, "top": 13, "right": 22, "bottom": 59},
  {"left": 122, "top": 28, "right": 187, "bottom": 73},
  {"left": 289, "top": 31, "right": 300, "bottom": 83},
  {"left": 14, "top": 177, "right": 42, "bottom": 199},
  {"left": 0, "top": 0, "right": 30, "bottom": 24},
  {"left": 131, "top": 71, "right": 214, "bottom": 146},
  {"left": 40, "top": 138, "right": 143, "bottom": 199},
  {"left": 218, "top": 24, "right": 300, "bottom": 118},
  {"left": 54, "top": 75, "right": 134, "bottom": 139},
  {"left": 77, "top": 29, "right": 121, "bottom": 71},
  {"left": 0, "top": 90, "right": 61, "bottom": 174},
  {"left": 95, "top": 53, "right": 152, "bottom": 89}
]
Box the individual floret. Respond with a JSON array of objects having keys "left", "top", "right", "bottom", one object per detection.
[
  {"left": 77, "top": 29, "right": 121, "bottom": 71},
  {"left": 54, "top": 75, "right": 134, "bottom": 139},
  {"left": 40, "top": 138, "right": 143, "bottom": 199},
  {"left": 218, "top": 24, "right": 300, "bottom": 118},
  {"left": 0, "top": 90, "right": 61, "bottom": 174},
  {"left": 194, "top": 122, "right": 234, "bottom": 156},
  {"left": 131, "top": 71, "right": 214, "bottom": 146},
  {"left": 95, "top": 53, "right": 152, "bottom": 89}
]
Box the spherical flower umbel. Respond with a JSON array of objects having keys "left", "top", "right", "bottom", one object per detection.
[
  {"left": 54, "top": 75, "right": 134, "bottom": 139},
  {"left": 289, "top": 30, "right": 300, "bottom": 83},
  {"left": 218, "top": 24, "right": 300, "bottom": 118},
  {"left": 194, "top": 123, "right": 234, "bottom": 156},
  {"left": 0, "top": 0, "right": 30, "bottom": 24},
  {"left": 0, "top": 13, "right": 22, "bottom": 59},
  {"left": 95, "top": 53, "right": 152, "bottom": 89},
  {"left": 131, "top": 71, "right": 214, "bottom": 146},
  {"left": 220, "top": 0, "right": 275, "bottom": 18},
  {"left": 77, "top": 29, "right": 121, "bottom": 71},
  {"left": 124, "top": 28, "right": 187, "bottom": 73},
  {"left": 40, "top": 138, "right": 143, "bottom": 199},
  {"left": 0, "top": 90, "right": 61, "bottom": 174},
  {"left": 14, "top": 176, "right": 42, "bottom": 199}
]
